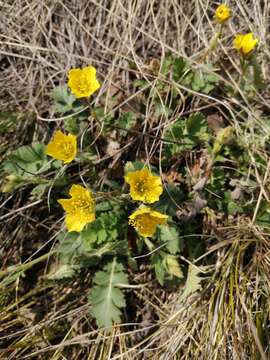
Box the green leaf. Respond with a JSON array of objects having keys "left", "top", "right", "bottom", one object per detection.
[
  {"left": 223, "top": 191, "right": 243, "bottom": 216},
  {"left": 3, "top": 143, "right": 50, "bottom": 176},
  {"left": 30, "top": 183, "right": 48, "bottom": 199},
  {"left": 1, "top": 174, "right": 26, "bottom": 192},
  {"left": 164, "top": 120, "right": 186, "bottom": 155},
  {"left": 165, "top": 255, "right": 183, "bottom": 278},
  {"left": 57, "top": 232, "right": 83, "bottom": 264},
  {"left": 160, "top": 55, "right": 173, "bottom": 75},
  {"left": 180, "top": 264, "right": 208, "bottom": 301},
  {"left": 255, "top": 201, "right": 270, "bottom": 227},
  {"left": 97, "top": 228, "right": 107, "bottom": 243},
  {"left": 81, "top": 209, "right": 127, "bottom": 248},
  {"left": 0, "top": 112, "right": 17, "bottom": 135},
  {"left": 192, "top": 71, "right": 205, "bottom": 91},
  {"left": 182, "top": 64, "right": 219, "bottom": 94},
  {"left": 154, "top": 101, "right": 172, "bottom": 117},
  {"left": 133, "top": 79, "right": 148, "bottom": 89},
  {"left": 95, "top": 201, "right": 113, "bottom": 212},
  {"left": 92, "top": 106, "right": 105, "bottom": 120},
  {"left": 154, "top": 183, "right": 184, "bottom": 216},
  {"left": 186, "top": 112, "right": 207, "bottom": 137},
  {"left": 48, "top": 263, "right": 80, "bottom": 280},
  {"left": 252, "top": 59, "right": 266, "bottom": 91},
  {"left": 152, "top": 252, "right": 183, "bottom": 285},
  {"left": 164, "top": 112, "right": 209, "bottom": 155},
  {"left": 52, "top": 86, "right": 76, "bottom": 114},
  {"left": 212, "top": 126, "right": 233, "bottom": 156},
  {"left": 151, "top": 253, "right": 165, "bottom": 286},
  {"left": 89, "top": 258, "right": 128, "bottom": 328},
  {"left": 173, "top": 57, "right": 187, "bottom": 81},
  {"left": 57, "top": 203, "right": 129, "bottom": 268},
  {"left": 124, "top": 161, "right": 145, "bottom": 174},
  {"left": 64, "top": 117, "right": 80, "bottom": 135},
  {"left": 117, "top": 112, "right": 136, "bottom": 136},
  {"left": 158, "top": 225, "right": 183, "bottom": 254},
  {"left": 94, "top": 264, "right": 127, "bottom": 286}
]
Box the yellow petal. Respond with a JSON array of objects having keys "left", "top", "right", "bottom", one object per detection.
[
  {"left": 68, "top": 68, "right": 81, "bottom": 78},
  {"left": 129, "top": 207, "right": 151, "bottom": 219},
  {"left": 69, "top": 184, "right": 92, "bottom": 200},
  {"left": 234, "top": 35, "right": 244, "bottom": 50},
  {"left": 138, "top": 225, "right": 156, "bottom": 237},
  {"left": 65, "top": 213, "right": 95, "bottom": 232},
  {"left": 83, "top": 66, "right": 97, "bottom": 77},
  {"left": 150, "top": 210, "right": 168, "bottom": 221},
  {"left": 66, "top": 214, "right": 86, "bottom": 232},
  {"left": 57, "top": 198, "right": 74, "bottom": 213},
  {"left": 63, "top": 134, "right": 77, "bottom": 163},
  {"left": 46, "top": 143, "right": 62, "bottom": 160},
  {"left": 53, "top": 130, "right": 67, "bottom": 142},
  {"left": 46, "top": 131, "right": 65, "bottom": 158},
  {"left": 124, "top": 172, "right": 133, "bottom": 184},
  {"left": 129, "top": 188, "right": 146, "bottom": 202},
  {"left": 242, "top": 33, "right": 258, "bottom": 54}
]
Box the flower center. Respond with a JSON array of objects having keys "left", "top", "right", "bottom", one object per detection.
[
  {"left": 73, "top": 197, "right": 93, "bottom": 214},
  {"left": 62, "top": 142, "right": 73, "bottom": 156},
  {"left": 78, "top": 75, "right": 90, "bottom": 93},
  {"left": 135, "top": 180, "right": 148, "bottom": 195},
  {"left": 130, "top": 214, "right": 155, "bottom": 233}
]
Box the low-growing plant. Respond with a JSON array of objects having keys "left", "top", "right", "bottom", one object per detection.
[{"left": 1, "top": 5, "right": 268, "bottom": 347}]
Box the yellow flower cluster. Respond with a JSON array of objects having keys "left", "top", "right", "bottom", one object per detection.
[
  {"left": 46, "top": 126, "right": 167, "bottom": 236},
  {"left": 45, "top": 25, "right": 258, "bottom": 237},
  {"left": 125, "top": 168, "right": 167, "bottom": 237},
  {"left": 46, "top": 130, "right": 95, "bottom": 232},
  {"left": 45, "top": 65, "right": 101, "bottom": 232},
  {"left": 213, "top": 4, "right": 259, "bottom": 56}
]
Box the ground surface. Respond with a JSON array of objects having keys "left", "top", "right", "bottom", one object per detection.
[{"left": 0, "top": 1, "right": 270, "bottom": 359}]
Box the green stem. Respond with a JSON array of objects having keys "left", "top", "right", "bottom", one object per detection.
[
  {"left": 238, "top": 56, "right": 248, "bottom": 91},
  {"left": 201, "top": 24, "right": 224, "bottom": 61},
  {"left": 0, "top": 251, "right": 56, "bottom": 286},
  {"left": 144, "top": 237, "right": 154, "bottom": 251},
  {"left": 209, "top": 24, "right": 224, "bottom": 52}
]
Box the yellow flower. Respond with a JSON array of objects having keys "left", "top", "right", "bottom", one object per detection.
[
  {"left": 214, "top": 4, "right": 231, "bottom": 23},
  {"left": 58, "top": 184, "right": 95, "bottom": 232},
  {"left": 125, "top": 168, "right": 163, "bottom": 204},
  {"left": 234, "top": 33, "right": 258, "bottom": 55},
  {"left": 68, "top": 66, "right": 100, "bottom": 98},
  {"left": 46, "top": 130, "right": 77, "bottom": 164},
  {"left": 129, "top": 207, "right": 168, "bottom": 237}
]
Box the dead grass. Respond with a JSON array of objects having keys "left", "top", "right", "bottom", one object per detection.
[{"left": 0, "top": 0, "right": 270, "bottom": 359}]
